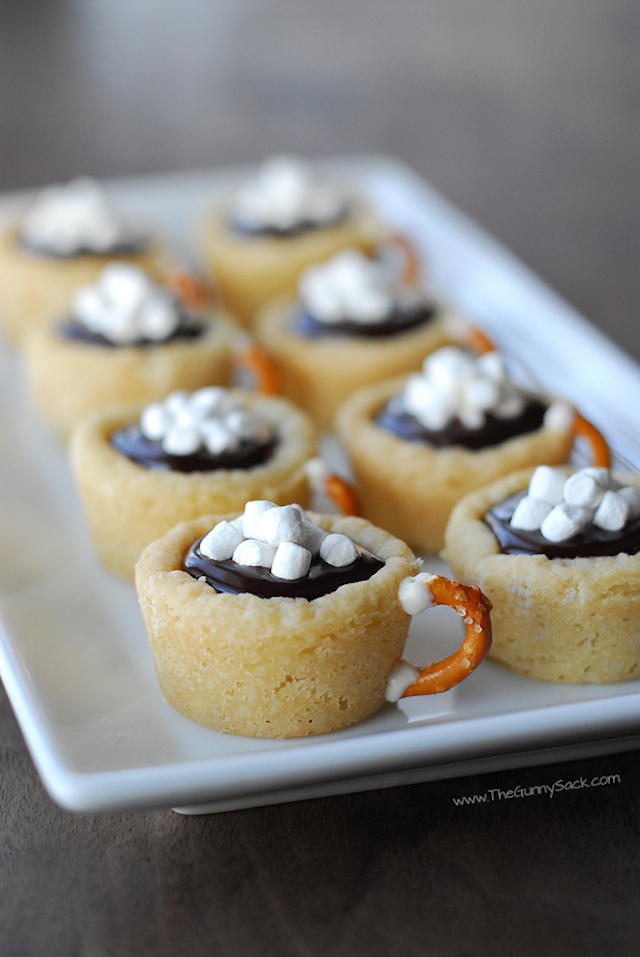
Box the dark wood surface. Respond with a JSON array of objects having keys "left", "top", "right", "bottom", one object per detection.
[{"left": 1, "top": 1, "right": 640, "bottom": 953}]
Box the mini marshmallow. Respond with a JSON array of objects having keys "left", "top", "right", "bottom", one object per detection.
[
  {"left": 233, "top": 539, "right": 277, "bottom": 568},
  {"left": 540, "top": 503, "right": 591, "bottom": 542},
  {"left": 299, "top": 521, "right": 328, "bottom": 555},
  {"left": 140, "top": 402, "right": 169, "bottom": 440},
  {"left": 384, "top": 660, "right": 420, "bottom": 703},
  {"left": 262, "top": 505, "right": 308, "bottom": 546},
  {"left": 582, "top": 467, "right": 622, "bottom": 492},
  {"left": 271, "top": 541, "right": 313, "bottom": 580},
  {"left": 618, "top": 486, "right": 640, "bottom": 520},
  {"left": 528, "top": 466, "right": 567, "bottom": 506},
  {"left": 201, "top": 419, "right": 237, "bottom": 455},
  {"left": 398, "top": 573, "right": 437, "bottom": 616},
  {"left": 242, "top": 500, "right": 277, "bottom": 540},
  {"left": 200, "top": 522, "right": 244, "bottom": 561},
  {"left": 510, "top": 496, "right": 552, "bottom": 531},
  {"left": 593, "top": 490, "right": 630, "bottom": 532},
  {"left": 319, "top": 533, "right": 358, "bottom": 567},
  {"left": 563, "top": 472, "right": 605, "bottom": 509},
  {"left": 162, "top": 426, "right": 201, "bottom": 456}
]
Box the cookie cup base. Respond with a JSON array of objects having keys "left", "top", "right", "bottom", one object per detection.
[
  {"left": 70, "top": 392, "right": 317, "bottom": 581},
  {"left": 0, "top": 226, "right": 168, "bottom": 346},
  {"left": 337, "top": 378, "right": 574, "bottom": 554},
  {"left": 135, "top": 513, "right": 418, "bottom": 737},
  {"left": 199, "top": 204, "right": 382, "bottom": 326},
  {"left": 442, "top": 468, "right": 640, "bottom": 683},
  {"left": 256, "top": 300, "right": 455, "bottom": 431}
]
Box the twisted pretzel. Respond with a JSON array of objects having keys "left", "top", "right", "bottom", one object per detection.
[
  {"left": 233, "top": 341, "right": 280, "bottom": 396},
  {"left": 402, "top": 574, "right": 492, "bottom": 696}
]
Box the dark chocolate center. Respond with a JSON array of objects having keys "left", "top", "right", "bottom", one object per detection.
[
  {"left": 292, "top": 304, "right": 436, "bottom": 339},
  {"left": 228, "top": 206, "right": 349, "bottom": 239},
  {"left": 59, "top": 312, "right": 205, "bottom": 348},
  {"left": 19, "top": 234, "right": 146, "bottom": 259},
  {"left": 484, "top": 490, "right": 640, "bottom": 558},
  {"left": 376, "top": 396, "right": 548, "bottom": 451},
  {"left": 110, "top": 426, "right": 277, "bottom": 473},
  {"left": 182, "top": 538, "right": 385, "bottom": 599}
]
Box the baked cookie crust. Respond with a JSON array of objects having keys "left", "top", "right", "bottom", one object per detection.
[
  {"left": 0, "top": 225, "right": 168, "bottom": 346},
  {"left": 135, "top": 512, "right": 418, "bottom": 737},
  {"left": 25, "top": 312, "right": 236, "bottom": 442},
  {"left": 70, "top": 391, "right": 317, "bottom": 581},
  {"left": 443, "top": 467, "right": 640, "bottom": 683},
  {"left": 336, "top": 376, "right": 575, "bottom": 554},
  {"left": 255, "top": 299, "right": 454, "bottom": 431},
  {"left": 199, "top": 202, "right": 382, "bottom": 326}
]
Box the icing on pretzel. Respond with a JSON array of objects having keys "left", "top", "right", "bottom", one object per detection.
[{"left": 387, "top": 573, "right": 492, "bottom": 700}]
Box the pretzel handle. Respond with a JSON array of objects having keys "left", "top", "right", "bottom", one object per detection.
[
  {"left": 572, "top": 412, "right": 610, "bottom": 468},
  {"left": 398, "top": 574, "right": 492, "bottom": 697},
  {"left": 386, "top": 233, "right": 422, "bottom": 288},
  {"left": 323, "top": 474, "right": 361, "bottom": 516},
  {"left": 233, "top": 341, "right": 280, "bottom": 396},
  {"left": 162, "top": 268, "right": 212, "bottom": 310}
]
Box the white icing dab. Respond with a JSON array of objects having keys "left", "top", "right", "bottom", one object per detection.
[
  {"left": 231, "top": 156, "right": 350, "bottom": 232},
  {"left": 384, "top": 660, "right": 420, "bottom": 703},
  {"left": 20, "top": 178, "right": 144, "bottom": 256},
  {"left": 71, "top": 263, "right": 181, "bottom": 345},
  {"left": 199, "top": 501, "right": 361, "bottom": 580},
  {"left": 510, "top": 466, "right": 640, "bottom": 542},
  {"left": 392, "top": 346, "right": 570, "bottom": 432},
  {"left": 298, "top": 249, "right": 426, "bottom": 325},
  {"left": 139, "top": 388, "right": 273, "bottom": 457}
]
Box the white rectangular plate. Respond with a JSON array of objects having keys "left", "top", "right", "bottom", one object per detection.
[{"left": 2, "top": 157, "right": 640, "bottom": 815}]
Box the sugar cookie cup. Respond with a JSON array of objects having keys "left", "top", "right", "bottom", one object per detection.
[
  {"left": 200, "top": 202, "right": 383, "bottom": 327},
  {"left": 443, "top": 467, "right": 640, "bottom": 683},
  {"left": 70, "top": 392, "right": 318, "bottom": 581},
  {"left": 0, "top": 225, "right": 168, "bottom": 347},
  {"left": 336, "top": 374, "right": 576, "bottom": 554},
  {"left": 136, "top": 513, "right": 420, "bottom": 737},
  {"left": 254, "top": 298, "right": 455, "bottom": 431},
  {"left": 25, "top": 310, "right": 236, "bottom": 442}
]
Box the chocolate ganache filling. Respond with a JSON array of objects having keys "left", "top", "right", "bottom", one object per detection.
[
  {"left": 293, "top": 303, "right": 436, "bottom": 340},
  {"left": 376, "top": 396, "right": 547, "bottom": 451},
  {"left": 229, "top": 207, "right": 349, "bottom": 240},
  {"left": 111, "top": 427, "right": 277, "bottom": 473},
  {"left": 485, "top": 490, "right": 640, "bottom": 558},
  {"left": 20, "top": 235, "right": 146, "bottom": 260},
  {"left": 182, "top": 538, "right": 384, "bottom": 599},
  {"left": 59, "top": 311, "right": 205, "bottom": 348}
]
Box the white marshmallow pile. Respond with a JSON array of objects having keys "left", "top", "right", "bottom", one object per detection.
[
  {"left": 71, "top": 263, "right": 181, "bottom": 344},
  {"left": 232, "top": 156, "right": 349, "bottom": 232},
  {"left": 139, "top": 388, "right": 273, "bottom": 457},
  {"left": 298, "top": 249, "right": 425, "bottom": 325},
  {"left": 510, "top": 466, "right": 640, "bottom": 542},
  {"left": 21, "top": 178, "right": 142, "bottom": 256},
  {"left": 393, "top": 347, "right": 573, "bottom": 433},
  {"left": 199, "top": 501, "right": 361, "bottom": 581}
]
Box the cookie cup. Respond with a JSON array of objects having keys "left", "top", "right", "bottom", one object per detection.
[
  {"left": 25, "top": 312, "right": 236, "bottom": 442},
  {"left": 255, "top": 299, "right": 454, "bottom": 431},
  {"left": 442, "top": 467, "right": 640, "bottom": 683},
  {"left": 70, "top": 392, "right": 317, "bottom": 581},
  {"left": 200, "top": 203, "right": 382, "bottom": 326},
  {"left": 135, "top": 512, "right": 418, "bottom": 737},
  {"left": 0, "top": 225, "right": 168, "bottom": 346},
  {"left": 336, "top": 376, "right": 575, "bottom": 554}
]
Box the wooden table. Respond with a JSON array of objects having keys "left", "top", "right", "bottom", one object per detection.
[{"left": 1, "top": 1, "right": 640, "bottom": 953}]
